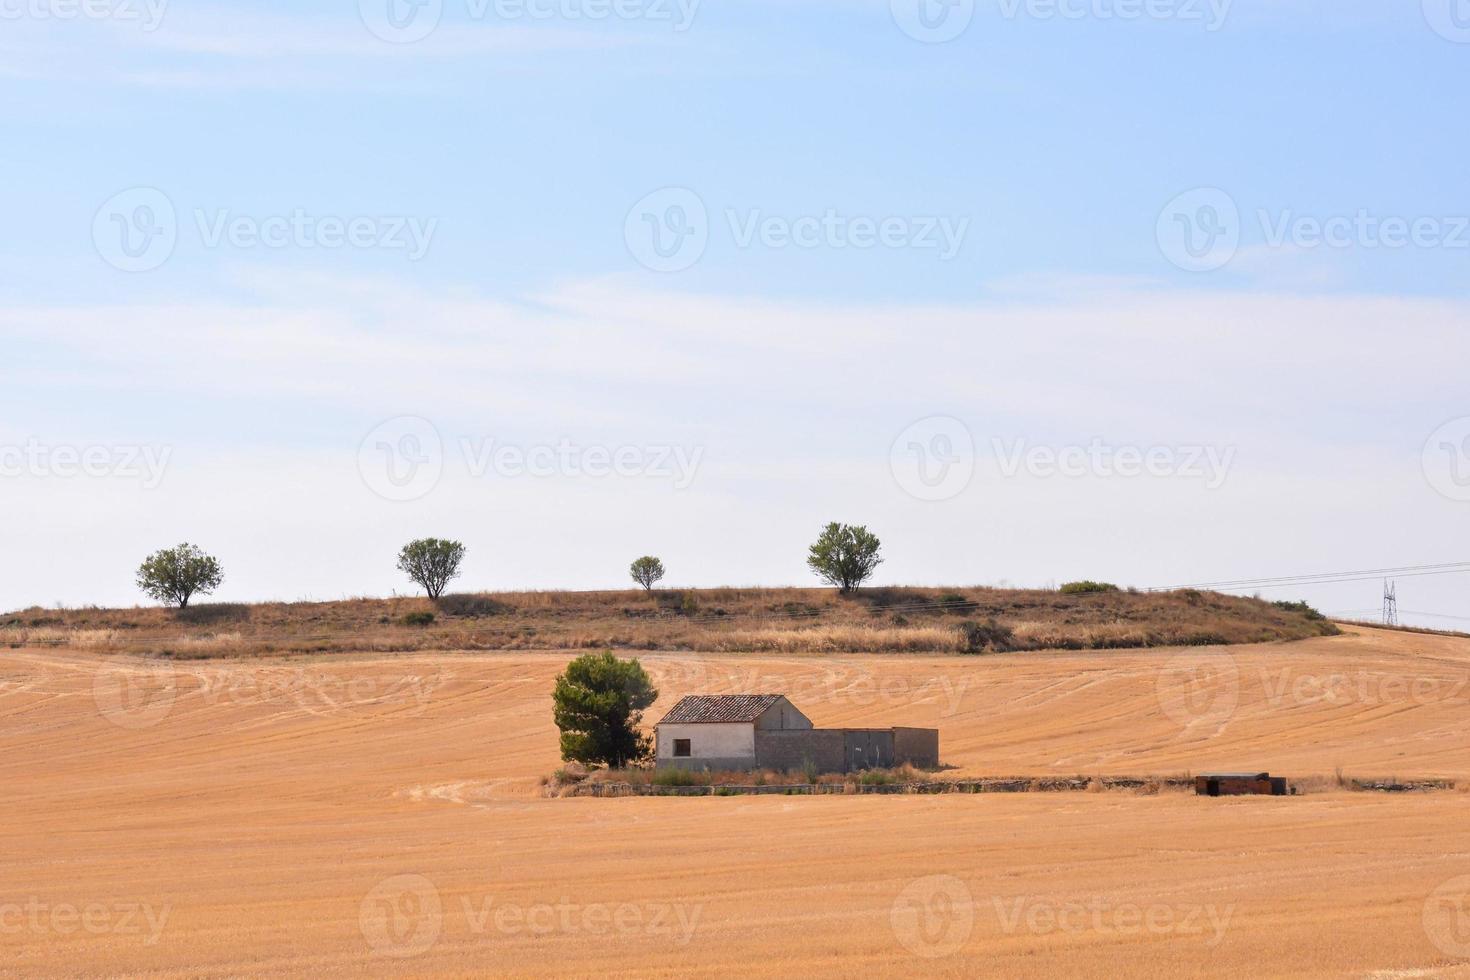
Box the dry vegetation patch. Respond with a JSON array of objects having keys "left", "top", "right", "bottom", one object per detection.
[{"left": 2, "top": 585, "right": 1338, "bottom": 658}]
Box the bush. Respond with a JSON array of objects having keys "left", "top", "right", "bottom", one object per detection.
[
  {"left": 436, "top": 593, "right": 510, "bottom": 618},
  {"left": 936, "top": 592, "right": 971, "bottom": 613},
  {"left": 1060, "top": 580, "right": 1119, "bottom": 595},
  {"left": 680, "top": 591, "right": 700, "bottom": 616},
  {"left": 652, "top": 767, "right": 703, "bottom": 787},
  {"left": 859, "top": 769, "right": 896, "bottom": 785},
  {"left": 1273, "top": 599, "right": 1327, "bottom": 621},
  {"left": 400, "top": 611, "right": 435, "bottom": 627},
  {"left": 957, "top": 618, "right": 1015, "bottom": 653}
]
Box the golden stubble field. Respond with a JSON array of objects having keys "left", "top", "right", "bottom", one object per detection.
[{"left": 5, "top": 624, "right": 1470, "bottom": 977}]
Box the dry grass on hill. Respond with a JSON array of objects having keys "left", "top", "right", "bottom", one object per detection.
[{"left": 1, "top": 585, "right": 1336, "bottom": 658}]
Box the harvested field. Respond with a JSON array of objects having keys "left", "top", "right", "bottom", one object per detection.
[{"left": 4, "top": 623, "right": 1470, "bottom": 976}]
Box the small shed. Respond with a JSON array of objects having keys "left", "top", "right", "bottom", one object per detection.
[{"left": 1195, "top": 772, "right": 1288, "bottom": 796}]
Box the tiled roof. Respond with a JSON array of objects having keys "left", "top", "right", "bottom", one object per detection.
[{"left": 657, "top": 694, "right": 786, "bottom": 724}]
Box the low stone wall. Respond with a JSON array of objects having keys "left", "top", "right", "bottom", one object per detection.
[{"left": 559, "top": 776, "right": 1199, "bottom": 798}]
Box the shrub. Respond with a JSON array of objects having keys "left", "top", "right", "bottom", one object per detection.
[
  {"left": 957, "top": 618, "right": 1015, "bottom": 653},
  {"left": 1060, "top": 581, "right": 1118, "bottom": 595},
  {"left": 400, "top": 611, "right": 435, "bottom": 627},
  {"left": 1273, "top": 599, "right": 1327, "bottom": 621},
  {"left": 680, "top": 591, "right": 700, "bottom": 616},
  {"left": 436, "top": 593, "right": 510, "bottom": 618},
  {"left": 652, "top": 767, "right": 703, "bottom": 787},
  {"left": 936, "top": 592, "right": 971, "bottom": 613},
  {"left": 859, "top": 769, "right": 896, "bottom": 786}
]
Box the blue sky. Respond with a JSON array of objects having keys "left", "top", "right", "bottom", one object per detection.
[{"left": 3, "top": 0, "right": 1470, "bottom": 622}]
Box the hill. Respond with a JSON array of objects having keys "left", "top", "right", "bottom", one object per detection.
[{"left": 2, "top": 585, "right": 1338, "bottom": 658}]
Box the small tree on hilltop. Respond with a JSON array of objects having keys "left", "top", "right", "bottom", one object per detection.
[
  {"left": 553, "top": 651, "right": 658, "bottom": 768},
  {"left": 396, "top": 538, "right": 465, "bottom": 600},
  {"left": 807, "top": 521, "right": 883, "bottom": 594},
  {"left": 629, "top": 556, "right": 666, "bottom": 592},
  {"left": 136, "top": 543, "right": 224, "bottom": 609}
]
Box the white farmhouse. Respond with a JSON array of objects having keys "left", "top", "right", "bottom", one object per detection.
[{"left": 654, "top": 694, "right": 812, "bottom": 771}]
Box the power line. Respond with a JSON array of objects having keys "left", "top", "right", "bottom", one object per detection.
[{"left": 1147, "top": 561, "right": 1470, "bottom": 593}]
